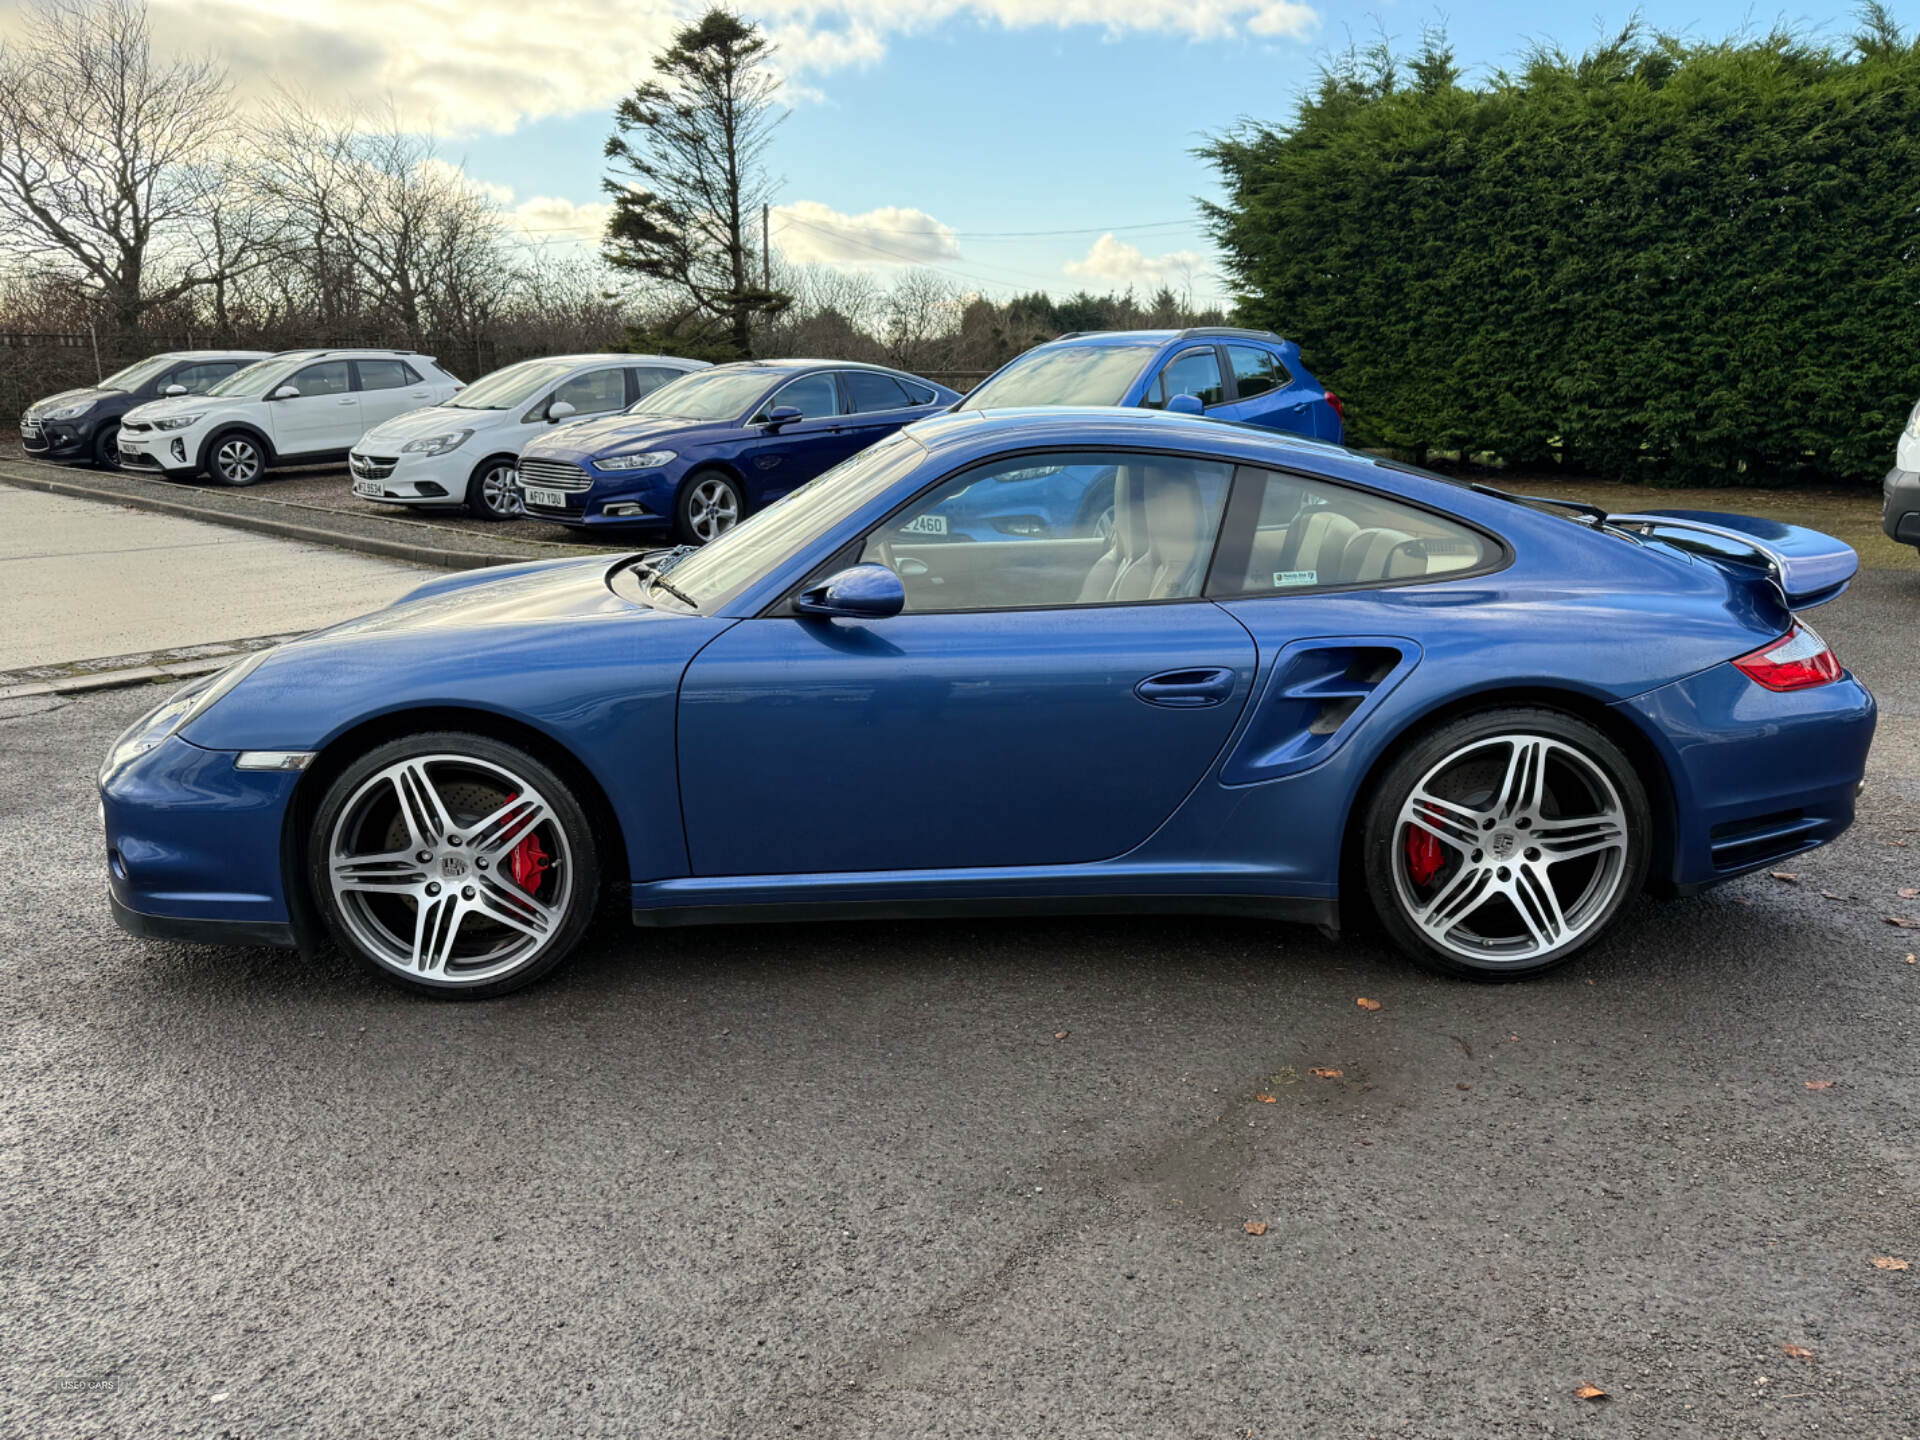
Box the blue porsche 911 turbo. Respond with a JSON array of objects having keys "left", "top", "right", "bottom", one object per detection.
[
  {"left": 515, "top": 359, "right": 959, "bottom": 543},
  {"left": 100, "top": 408, "right": 1874, "bottom": 997}
]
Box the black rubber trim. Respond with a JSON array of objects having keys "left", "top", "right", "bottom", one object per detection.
[{"left": 110, "top": 891, "right": 297, "bottom": 949}]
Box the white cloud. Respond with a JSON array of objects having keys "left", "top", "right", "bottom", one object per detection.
[
  {"left": 772, "top": 202, "right": 960, "bottom": 267},
  {"left": 506, "top": 194, "right": 612, "bottom": 246},
  {"left": 1064, "top": 233, "right": 1210, "bottom": 291},
  {"left": 135, "top": 0, "right": 1317, "bottom": 135}
]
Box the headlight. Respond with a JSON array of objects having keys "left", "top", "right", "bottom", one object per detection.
[
  {"left": 100, "top": 650, "right": 276, "bottom": 779},
  {"left": 402, "top": 430, "right": 473, "bottom": 456},
  {"left": 1907, "top": 401, "right": 1920, "bottom": 439},
  {"left": 152, "top": 413, "right": 206, "bottom": 431},
  {"left": 596, "top": 449, "right": 677, "bottom": 472},
  {"left": 43, "top": 401, "right": 92, "bottom": 421}
]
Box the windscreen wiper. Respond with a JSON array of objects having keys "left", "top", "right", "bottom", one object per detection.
[
  {"left": 628, "top": 548, "right": 698, "bottom": 609},
  {"left": 1470, "top": 482, "right": 1609, "bottom": 528}
]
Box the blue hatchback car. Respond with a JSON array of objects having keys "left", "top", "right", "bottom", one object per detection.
[
  {"left": 100, "top": 407, "right": 1874, "bottom": 999},
  {"left": 958, "top": 328, "right": 1344, "bottom": 441},
  {"left": 516, "top": 360, "right": 959, "bottom": 543}
]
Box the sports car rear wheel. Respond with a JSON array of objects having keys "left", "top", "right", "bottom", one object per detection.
[
  {"left": 1362, "top": 708, "right": 1649, "bottom": 980},
  {"left": 309, "top": 733, "right": 600, "bottom": 998}
]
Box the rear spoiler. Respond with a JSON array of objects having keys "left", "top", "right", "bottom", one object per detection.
[{"left": 1611, "top": 509, "right": 1857, "bottom": 609}]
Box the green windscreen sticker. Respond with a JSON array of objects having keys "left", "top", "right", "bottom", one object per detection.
[{"left": 1273, "top": 570, "right": 1317, "bottom": 587}]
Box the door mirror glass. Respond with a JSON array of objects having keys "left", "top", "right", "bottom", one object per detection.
[
  {"left": 546, "top": 399, "right": 577, "bottom": 422},
  {"left": 271, "top": 384, "right": 301, "bottom": 400},
  {"left": 1166, "top": 393, "right": 1204, "bottom": 415},
  {"left": 162, "top": 383, "right": 187, "bottom": 397},
  {"left": 762, "top": 404, "right": 804, "bottom": 430},
  {"left": 793, "top": 563, "right": 905, "bottom": 620}
]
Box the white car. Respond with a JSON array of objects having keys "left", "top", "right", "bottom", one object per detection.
[
  {"left": 1885, "top": 396, "right": 1920, "bottom": 558},
  {"left": 115, "top": 349, "right": 464, "bottom": 486},
  {"left": 347, "top": 353, "right": 711, "bottom": 520}
]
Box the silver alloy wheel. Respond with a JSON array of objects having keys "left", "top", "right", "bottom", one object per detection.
[
  {"left": 1390, "top": 733, "right": 1630, "bottom": 965},
  {"left": 686, "top": 476, "right": 740, "bottom": 542},
  {"left": 478, "top": 462, "right": 520, "bottom": 517},
  {"left": 215, "top": 437, "right": 262, "bottom": 484},
  {"left": 326, "top": 754, "right": 573, "bottom": 986}
]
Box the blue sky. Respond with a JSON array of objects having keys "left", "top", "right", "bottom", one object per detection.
[{"left": 141, "top": 0, "right": 1918, "bottom": 302}]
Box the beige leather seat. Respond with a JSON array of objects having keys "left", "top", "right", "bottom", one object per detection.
[
  {"left": 1077, "top": 465, "right": 1211, "bottom": 602},
  {"left": 1339, "top": 526, "right": 1420, "bottom": 583},
  {"left": 1077, "top": 467, "right": 1146, "bottom": 603},
  {"left": 1283, "top": 509, "right": 1359, "bottom": 582}
]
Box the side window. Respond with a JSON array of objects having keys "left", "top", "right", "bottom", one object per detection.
[
  {"left": 552, "top": 368, "right": 628, "bottom": 416},
  {"left": 170, "top": 362, "right": 239, "bottom": 393},
  {"left": 843, "top": 371, "right": 911, "bottom": 413},
  {"left": 1140, "top": 348, "right": 1225, "bottom": 409},
  {"left": 858, "top": 450, "right": 1233, "bottom": 613},
  {"left": 1225, "top": 345, "right": 1292, "bottom": 401},
  {"left": 759, "top": 373, "right": 840, "bottom": 421},
  {"left": 287, "top": 361, "right": 352, "bottom": 397},
  {"left": 629, "top": 367, "right": 681, "bottom": 401},
  {"left": 354, "top": 360, "right": 419, "bottom": 391},
  {"left": 1208, "top": 469, "right": 1492, "bottom": 596},
  {"left": 900, "top": 380, "right": 937, "bottom": 405}
]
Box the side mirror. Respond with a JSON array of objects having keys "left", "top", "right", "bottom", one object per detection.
[
  {"left": 793, "top": 563, "right": 905, "bottom": 621},
  {"left": 761, "top": 404, "right": 803, "bottom": 431},
  {"left": 1166, "top": 393, "right": 1205, "bottom": 415},
  {"left": 547, "top": 399, "right": 577, "bottom": 422},
  {"left": 163, "top": 383, "right": 187, "bottom": 397},
  {"left": 271, "top": 384, "right": 300, "bottom": 400}
]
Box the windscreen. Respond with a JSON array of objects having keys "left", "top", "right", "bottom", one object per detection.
[
  {"left": 957, "top": 344, "right": 1158, "bottom": 410},
  {"left": 629, "top": 369, "right": 777, "bottom": 422},
  {"left": 448, "top": 360, "right": 578, "bottom": 410}
]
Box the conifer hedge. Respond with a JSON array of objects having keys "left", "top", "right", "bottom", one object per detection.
[{"left": 1201, "top": 14, "right": 1920, "bottom": 485}]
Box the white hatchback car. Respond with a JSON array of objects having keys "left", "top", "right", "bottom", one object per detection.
[
  {"left": 347, "top": 353, "right": 711, "bottom": 520},
  {"left": 116, "top": 349, "right": 463, "bottom": 486}
]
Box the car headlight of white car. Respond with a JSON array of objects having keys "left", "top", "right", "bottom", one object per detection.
[
  {"left": 151, "top": 413, "right": 206, "bottom": 431},
  {"left": 401, "top": 430, "right": 474, "bottom": 456},
  {"left": 42, "top": 400, "right": 93, "bottom": 421},
  {"left": 596, "top": 449, "right": 677, "bottom": 472}
]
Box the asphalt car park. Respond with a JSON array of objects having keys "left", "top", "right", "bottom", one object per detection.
[{"left": 6, "top": 523, "right": 1917, "bottom": 1435}]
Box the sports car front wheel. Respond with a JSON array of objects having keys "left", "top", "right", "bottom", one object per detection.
[
  {"left": 308, "top": 733, "right": 601, "bottom": 997},
  {"left": 1362, "top": 708, "right": 1650, "bottom": 980}
]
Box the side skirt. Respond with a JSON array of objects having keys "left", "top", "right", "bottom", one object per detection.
[{"left": 633, "top": 892, "right": 1338, "bottom": 931}]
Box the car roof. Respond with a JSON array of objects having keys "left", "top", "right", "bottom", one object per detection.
[
  {"left": 154, "top": 349, "right": 273, "bottom": 360},
  {"left": 908, "top": 405, "right": 1366, "bottom": 477},
  {"left": 503, "top": 353, "right": 708, "bottom": 368},
  {"left": 1033, "top": 327, "right": 1294, "bottom": 351},
  {"left": 705, "top": 359, "right": 926, "bottom": 377}
]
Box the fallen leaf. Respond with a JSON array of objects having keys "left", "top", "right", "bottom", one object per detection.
[
  {"left": 1821, "top": 891, "right": 1842, "bottom": 900},
  {"left": 1733, "top": 896, "right": 1751, "bottom": 905},
  {"left": 1254, "top": 1093, "right": 1277, "bottom": 1104},
  {"left": 1781, "top": 1345, "right": 1815, "bottom": 1360},
  {"left": 1889, "top": 840, "right": 1911, "bottom": 848},
  {"left": 1886, "top": 917, "right": 1920, "bottom": 929},
  {"left": 1356, "top": 997, "right": 1382, "bottom": 1011},
  {"left": 1457, "top": 1082, "right": 1472, "bottom": 1091},
  {"left": 1574, "top": 1384, "right": 1608, "bottom": 1401},
  {"left": 1906, "top": 954, "right": 1917, "bottom": 965},
  {"left": 1870, "top": 1256, "right": 1910, "bottom": 1271},
  {"left": 1243, "top": 1220, "right": 1268, "bottom": 1236},
  {"left": 1900, "top": 888, "right": 1918, "bottom": 900},
  {"left": 1310, "top": 1067, "right": 1343, "bottom": 1079},
  {"left": 1770, "top": 871, "right": 1799, "bottom": 883},
  {"left": 1804, "top": 1079, "right": 1837, "bottom": 1090},
  {"left": 1053, "top": 1031, "right": 1069, "bottom": 1040}
]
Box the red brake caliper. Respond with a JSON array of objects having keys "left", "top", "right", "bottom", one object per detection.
[
  {"left": 499, "top": 792, "right": 551, "bottom": 894},
  {"left": 1405, "top": 827, "right": 1444, "bottom": 887}
]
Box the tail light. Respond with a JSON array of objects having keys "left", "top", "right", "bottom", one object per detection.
[
  {"left": 1325, "top": 390, "right": 1345, "bottom": 421},
  {"left": 1732, "top": 621, "right": 1842, "bottom": 691}
]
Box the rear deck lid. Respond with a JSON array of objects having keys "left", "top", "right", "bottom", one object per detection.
[{"left": 1610, "top": 510, "right": 1858, "bottom": 609}]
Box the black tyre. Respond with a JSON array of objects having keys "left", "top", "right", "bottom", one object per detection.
[
  {"left": 673, "top": 469, "right": 744, "bottom": 544},
  {"left": 1360, "top": 707, "right": 1650, "bottom": 981},
  {"left": 308, "top": 732, "right": 601, "bottom": 998},
  {"left": 465, "top": 456, "right": 520, "bottom": 520},
  {"left": 91, "top": 423, "right": 121, "bottom": 469},
  {"left": 206, "top": 431, "right": 267, "bottom": 486}
]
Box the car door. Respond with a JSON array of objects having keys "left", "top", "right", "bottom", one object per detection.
[
  {"left": 353, "top": 358, "right": 435, "bottom": 428},
  {"left": 266, "top": 361, "right": 359, "bottom": 455},
  {"left": 1138, "top": 346, "right": 1228, "bottom": 414},
  {"left": 1215, "top": 343, "right": 1321, "bottom": 436},
  {"left": 734, "top": 372, "right": 855, "bottom": 504},
  {"left": 837, "top": 370, "right": 929, "bottom": 454},
  {"left": 674, "top": 449, "right": 1256, "bottom": 876}
]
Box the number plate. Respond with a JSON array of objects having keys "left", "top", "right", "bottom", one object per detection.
[
  {"left": 352, "top": 478, "right": 384, "bottom": 499},
  {"left": 522, "top": 486, "right": 569, "bottom": 509},
  {"left": 900, "top": 513, "right": 948, "bottom": 536}
]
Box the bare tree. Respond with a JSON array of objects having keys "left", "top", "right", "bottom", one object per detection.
[
  {"left": 0, "top": 0, "right": 232, "bottom": 335},
  {"left": 602, "top": 8, "right": 788, "bottom": 355}
]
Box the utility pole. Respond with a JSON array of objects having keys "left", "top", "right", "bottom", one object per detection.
[{"left": 762, "top": 203, "right": 771, "bottom": 290}]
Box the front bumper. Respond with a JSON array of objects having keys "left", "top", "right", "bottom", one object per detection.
[
  {"left": 20, "top": 414, "right": 103, "bottom": 461},
  {"left": 521, "top": 465, "right": 679, "bottom": 529},
  {"left": 1620, "top": 661, "right": 1877, "bottom": 892},
  {"left": 349, "top": 448, "right": 465, "bottom": 506},
  {"left": 1883, "top": 466, "right": 1920, "bottom": 546},
  {"left": 101, "top": 728, "right": 301, "bottom": 944},
  {"left": 114, "top": 427, "right": 201, "bottom": 477}
]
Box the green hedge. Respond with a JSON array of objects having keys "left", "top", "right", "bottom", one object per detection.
[{"left": 1202, "top": 16, "right": 1920, "bottom": 485}]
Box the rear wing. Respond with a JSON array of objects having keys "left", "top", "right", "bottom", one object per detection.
[{"left": 1611, "top": 509, "right": 1857, "bottom": 609}]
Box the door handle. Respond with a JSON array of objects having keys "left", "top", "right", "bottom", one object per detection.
[
  {"left": 1135, "top": 667, "right": 1237, "bottom": 708},
  {"left": 337, "top": 398, "right": 356, "bottom": 405}
]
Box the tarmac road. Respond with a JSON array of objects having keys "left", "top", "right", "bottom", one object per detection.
[{"left": 4, "top": 568, "right": 1917, "bottom": 1439}]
